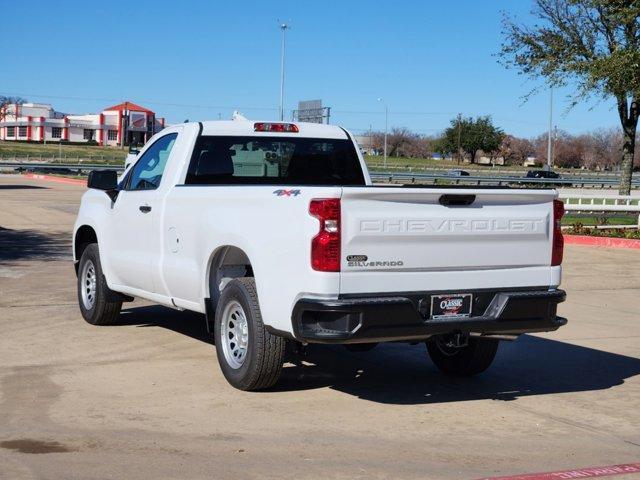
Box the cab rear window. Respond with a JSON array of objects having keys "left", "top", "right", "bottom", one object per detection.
[{"left": 185, "top": 136, "right": 365, "bottom": 186}]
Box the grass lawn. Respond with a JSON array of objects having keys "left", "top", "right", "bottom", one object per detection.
[
  {"left": 562, "top": 214, "right": 638, "bottom": 226},
  {"left": 364, "top": 155, "right": 528, "bottom": 171},
  {"left": 362, "top": 155, "right": 605, "bottom": 174},
  {"left": 0, "top": 141, "right": 127, "bottom": 163}
]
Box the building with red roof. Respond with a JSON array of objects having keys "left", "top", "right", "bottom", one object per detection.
[{"left": 0, "top": 100, "right": 165, "bottom": 147}]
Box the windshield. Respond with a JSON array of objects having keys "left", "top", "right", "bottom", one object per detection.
[{"left": 185, "top": 135, "right": 365, "bottom": 186}]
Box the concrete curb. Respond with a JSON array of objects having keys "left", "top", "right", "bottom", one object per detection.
[
  {"left": 565, "top": 234, "right": 640, "bottom": 249},
  {"left": 24, "top": 173, "right": 87, "bottom": 186}
]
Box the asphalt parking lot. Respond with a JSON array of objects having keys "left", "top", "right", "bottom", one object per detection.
[{"left": 1, "top": 174, "right": 639, "bottom": 480}]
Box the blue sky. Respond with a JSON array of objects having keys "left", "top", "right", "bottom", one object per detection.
[{"left": 0, "top": 0, "right": 622, "bottom": 137}]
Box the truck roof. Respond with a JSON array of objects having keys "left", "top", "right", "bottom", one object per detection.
[{"left": 198, "top": 120, "right": 349, "bottom": 139}]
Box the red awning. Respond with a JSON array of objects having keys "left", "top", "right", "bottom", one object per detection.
[{"left": 103, "top": 101, "right": 154, "bottom": 115}]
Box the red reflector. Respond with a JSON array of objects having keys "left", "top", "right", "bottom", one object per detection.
[
  {"left": 309, "top": 198, "right": 341, "bottom": 272},
  {"left": 552, "top": 199, "right": 565, "bottom": 266},
  {"left": 254, "top": 122, "right": 299, "bottom": 133}
]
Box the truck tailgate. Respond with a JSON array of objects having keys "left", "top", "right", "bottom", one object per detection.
[{"left": 339, "top": 187, "right": 558, "bottom": 294}]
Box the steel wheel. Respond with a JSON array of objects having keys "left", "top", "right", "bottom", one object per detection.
[
  {"left": 80, "top": 259, "right": 97, "bottom": 310},
  {"left": 220, "top": 300, "right": 249, "bottom": 369}
]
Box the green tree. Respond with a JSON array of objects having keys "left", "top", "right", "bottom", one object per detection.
[
  {"left": 431, "top": 135, "right": 452, "bottom": 161},
  {"left": 441, "top": 116, "right": 505, "bottom": 163},
  {"left": 500, "top": 0, "right": 640, "bottom": 195}
]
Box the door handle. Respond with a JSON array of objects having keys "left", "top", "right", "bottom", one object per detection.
[
  {"left": 439, "top": 194, "right": 476, "bottom": 206},
  {"left": 139, "top": 205, "right": 152, "bottom": 213}
]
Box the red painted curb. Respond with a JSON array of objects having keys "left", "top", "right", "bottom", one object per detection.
[
  {"left": 24, "top": 173, "right": 87, "bottom": 186},
  {"left": 565, "top": 234, "right": 640, "bottom": 249},
  {"left": 478, "top": 462, "right": 640, "bottom": 480}
]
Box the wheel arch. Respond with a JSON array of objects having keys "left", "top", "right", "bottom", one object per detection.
[
  {"left": 74, "top": 225, "right": 98, "bottom": 273},
  {"left": 205, "top": 245, "right": 254, "bottom": 312}
]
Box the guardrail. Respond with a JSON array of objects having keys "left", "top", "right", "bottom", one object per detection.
[
  {"left": 1, "top": 161, "right": 639, "bottom": 189},
  {"left": 0, "top": 161, "right": 125, "bottom": 173},
  {"left": 366, "top": 163, "right": 624, "bottom": 178},
  {"left": 369, "top": 171, "right": 640, "bottom": 188},
  {"left": 0, "top": 154, "right": 126, "bottom": 164}
]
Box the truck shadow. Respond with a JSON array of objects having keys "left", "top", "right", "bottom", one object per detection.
[
  {"left": 119, "top": 305, "right": 640, "bottom": 405},
  {"left": 0, "top": 227, "right": 70, "bottom": 262},
  {"left": 118, "top": 305, "right": 214, "bottom": 345},
  {"left": 0, "top": 184, "right": 48, "bottom": 190},
  {"left": 280, "top": 338, "right": 640, "bottom": 404}
]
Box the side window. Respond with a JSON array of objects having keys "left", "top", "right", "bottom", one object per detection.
[{"left": 126, "top": 133, "right": 178, "bottom": 191}]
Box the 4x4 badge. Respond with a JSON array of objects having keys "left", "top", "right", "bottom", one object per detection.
[{"left": 273, "top": 189, "right": 301, "bottom": 197}]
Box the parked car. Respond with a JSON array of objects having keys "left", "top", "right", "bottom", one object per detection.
[
  {"left": 525, "top": 169, "right": 564, "bottom": 187},
  {"left": 73, "top": 119, "right": 567, "bottom": 391},
  {"left": 448, "top": 169, "right": 470, "bottom": 177},
  {"left": 526, "top": 169, "right": 560, "bottom": 179}
]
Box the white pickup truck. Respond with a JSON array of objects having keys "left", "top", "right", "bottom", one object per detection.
[{"left": 73, "top": 119, "right": 567, "bottom": 390}]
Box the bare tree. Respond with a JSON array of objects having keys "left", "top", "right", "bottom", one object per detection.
[
  {"left": 499, "top": 135, "right": 535, "bottom": 165},
  {"left": 581, "top": 128, "right": 621, "bottom": 170},
  {"left": 0, "top": 96, "right": 27, "bottom": 121},
  {"left": 369, "top": 128, "right": 435, "bottom": 158}
]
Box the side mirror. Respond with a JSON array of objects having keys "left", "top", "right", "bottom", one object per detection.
[{"left": 88, "top": 170, "right": 119, "bottom": 201}]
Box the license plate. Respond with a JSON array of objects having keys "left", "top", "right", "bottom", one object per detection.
[{"left": 430, "top": 294, "right": 473, "bottom": 319}]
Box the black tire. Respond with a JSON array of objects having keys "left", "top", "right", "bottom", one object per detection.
[
  {"left": 77, "top": 243, "right": 122, "bottom": 325},
  {"left": 426, "top": 336, "right": 499, "bottom": 376},
  {"left": 214, "top": 278, "right": 285, "bottom": 391}
]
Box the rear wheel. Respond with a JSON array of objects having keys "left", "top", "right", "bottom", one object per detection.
[
  {"left": 214, "top": 278, "right": 285, "bottom": 391},
  {"left": 77, "top": 243, "right": 122, "bottom": 325},
  {"left": 426, "top": 335, "right": 499, "bottom": 376}
]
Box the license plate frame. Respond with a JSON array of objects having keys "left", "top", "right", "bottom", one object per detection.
[{"left": 430, "top": 293, "right": 473, "bottom": 319}]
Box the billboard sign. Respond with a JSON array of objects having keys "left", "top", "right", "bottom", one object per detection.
[
  {"left": 295, "top": 100, "right": 330, "bottom": 124},
  {"left": 129, "top": 111, "right": 147, "bottom": 131}
]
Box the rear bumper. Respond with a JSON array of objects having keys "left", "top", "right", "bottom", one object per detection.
[{"left": 292, "top": 288, "right": 566, "bottom": 344}]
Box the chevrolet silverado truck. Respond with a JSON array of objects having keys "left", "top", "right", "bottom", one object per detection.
[{"left": 73, "top": 119, "right": 567, "bottom": 391}]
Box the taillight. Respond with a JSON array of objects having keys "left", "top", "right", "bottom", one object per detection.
[
  {"left": 309, "top": 198, "right": 341, "bottom": 272},
  {"left": 254, "top": 122, "right": 299, "bottom": 133},
  {"left": 552, "top": 199, "right": 565, "bottom": 266}
]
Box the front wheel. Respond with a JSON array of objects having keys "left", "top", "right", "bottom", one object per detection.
[
  {"left": 77, "top": 243, "right": 122, "bottom": 325},
  {"left": 426, "top": 335, "right": 499, "bottom": 376},
  {"left": 214, "top": 278, "right": 285, "bottom": 391}
]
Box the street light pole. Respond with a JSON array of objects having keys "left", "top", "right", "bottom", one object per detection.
[{"left": 278, "top": 21, "right": 290, "bottom": 122}]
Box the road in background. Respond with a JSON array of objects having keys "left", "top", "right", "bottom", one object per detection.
[{"left": 1, "top": 175, "right": 639, "bottom": 480}]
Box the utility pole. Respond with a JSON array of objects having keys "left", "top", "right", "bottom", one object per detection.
[
  {"left": 384, "top": 105, "right": 388, "bottom": 169},
  {"left": 278, "top": 21, "right": 290, "bottom": 122},
  {"left": 546, "top": 86, "right": 553, "bottom": 171},
  {"left": 378, "top": 98, "right": 388, "bottom": 169}
]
